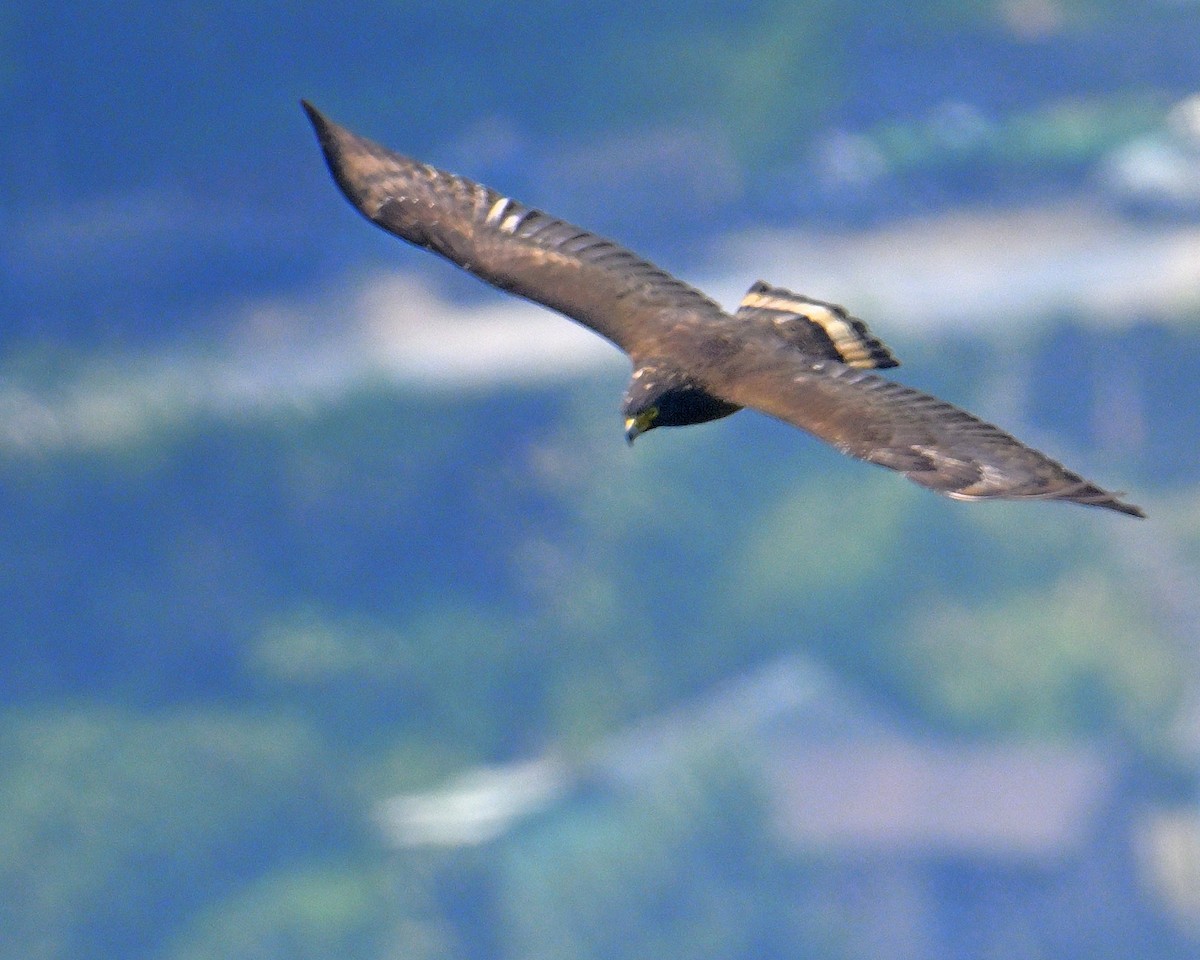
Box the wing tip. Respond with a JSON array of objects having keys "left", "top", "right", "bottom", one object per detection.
[
  {"left": 300, "top": 98, "right": 325, "bottom": 132},
  {"left": 1083, "top": 492, "right": 1146, "bottom": 519},
  {"left": 1023, "top": 480, "right": 1146, "bottom": 518},
  {"left": 943, "top": 481, "right": 1146, "bottom": 518},
  {"left": 300, "top": 100, "right": 394, "bottom": 221},
  {"left": 300, "top": 99, "right": 343, "bottom": 154}
]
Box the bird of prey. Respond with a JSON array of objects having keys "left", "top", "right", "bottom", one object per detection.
[{"left": 302, "top": 101, "right": 1143, "bottom": 518}]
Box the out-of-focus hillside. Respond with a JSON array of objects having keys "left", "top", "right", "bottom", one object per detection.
[
  {"left": 2, "top": 313, "right": 1198, "bottom": 959},
  {"left": 4, "top": 0, "right": 1200, "bottom": 958}
]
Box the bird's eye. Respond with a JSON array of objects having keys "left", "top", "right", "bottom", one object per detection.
[{"left": 645, "top": 406, "right": 659, "bottom": 420}]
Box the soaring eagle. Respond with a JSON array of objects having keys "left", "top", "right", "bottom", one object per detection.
[{"left": 302, "top": 101, "right": 1143, "bottom": 518}]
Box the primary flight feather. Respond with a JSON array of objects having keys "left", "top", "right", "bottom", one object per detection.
[{"left": 302, "top": 101, "right": 1143, "bottom": 518}]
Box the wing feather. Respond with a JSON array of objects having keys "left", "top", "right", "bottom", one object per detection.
[
  {"left": 736, "top": 281, "right": 900, "bottom": 369},
  {"left": 302, "top": 101, "right": 725, "bottom": 357},
  {"left": 708, "top": 346, "right": 1144, "bottom": 517}
]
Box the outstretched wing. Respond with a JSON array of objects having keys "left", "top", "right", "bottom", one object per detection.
[
  {"left": 708, "top": 345, "right": 1144, "bottom": 517},
  {"left": 302, "top": 101, "right": 727, "bottom": 358}
]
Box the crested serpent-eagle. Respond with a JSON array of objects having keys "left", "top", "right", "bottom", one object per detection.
[{"left": 302, "top": 101, "right": 1143, "bottom": 518}]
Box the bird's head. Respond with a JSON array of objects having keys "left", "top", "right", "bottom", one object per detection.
[
  {"left": 622, "top": 365, "right": 740, "bottom": 444},
  {"left": 624, "top": 403, "right": 661, "bottom": 444},
  {"left": 622, "top": 373, "right": 666, "bottom": 443}
]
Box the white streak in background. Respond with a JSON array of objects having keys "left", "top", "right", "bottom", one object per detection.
[
  {"left": 377, "top": 756, "right": 568, "bottom": 847},
  {"left": 2, "top": 201, "right": 1200, "bottom": 455},
  {"left": 0, "top": 273, "right": 621, "bottom": 456},
  {"left": 352, "top": 274, "right": 619, "bottom": 387},
  {"left": 715, "top": 202, "right": 1200, "bottom": 332}
]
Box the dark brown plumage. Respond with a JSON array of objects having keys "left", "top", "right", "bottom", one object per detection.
[{"left": 302, "top": 101, "right": 1144, "bottom": 518}]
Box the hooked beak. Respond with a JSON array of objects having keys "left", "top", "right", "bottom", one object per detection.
[
  {"left": 624, "top": 410, "right": 656, "bottom": 445},
  {"left": 624, "top": 417, "right": 642, "bottom": 445}
]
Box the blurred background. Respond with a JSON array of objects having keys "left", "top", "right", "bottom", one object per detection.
[{"left": 3, "top": 1, "right": 1200, "bottom": 957}]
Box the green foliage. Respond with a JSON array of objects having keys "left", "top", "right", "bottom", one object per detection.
[
  {"left": 0, "top": 315, "right": 1191, "bottom": 958},
  {"left": 0, "top": 707, "right": 351, "bottom": 960},
  {"left": 638, "top": 4, "right": 843, "bottom": 164},
  {"left": 867, "top": 93, "right": 1165, "bottom": 181},
  {"left": 725, "top": 469, "right": 914, "bottom": 616},
  {"left": 162, "top": 865, "right": 460, "bottom": 960},
  {"left": 498, "top": 749, "right": 843, "bottom": 960},
  {"left": 998, "top": 95, "right": 1164, "bottom": 165},
  {"left": 898, "top": 570, "right": 1181, "bottom": 742}
]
